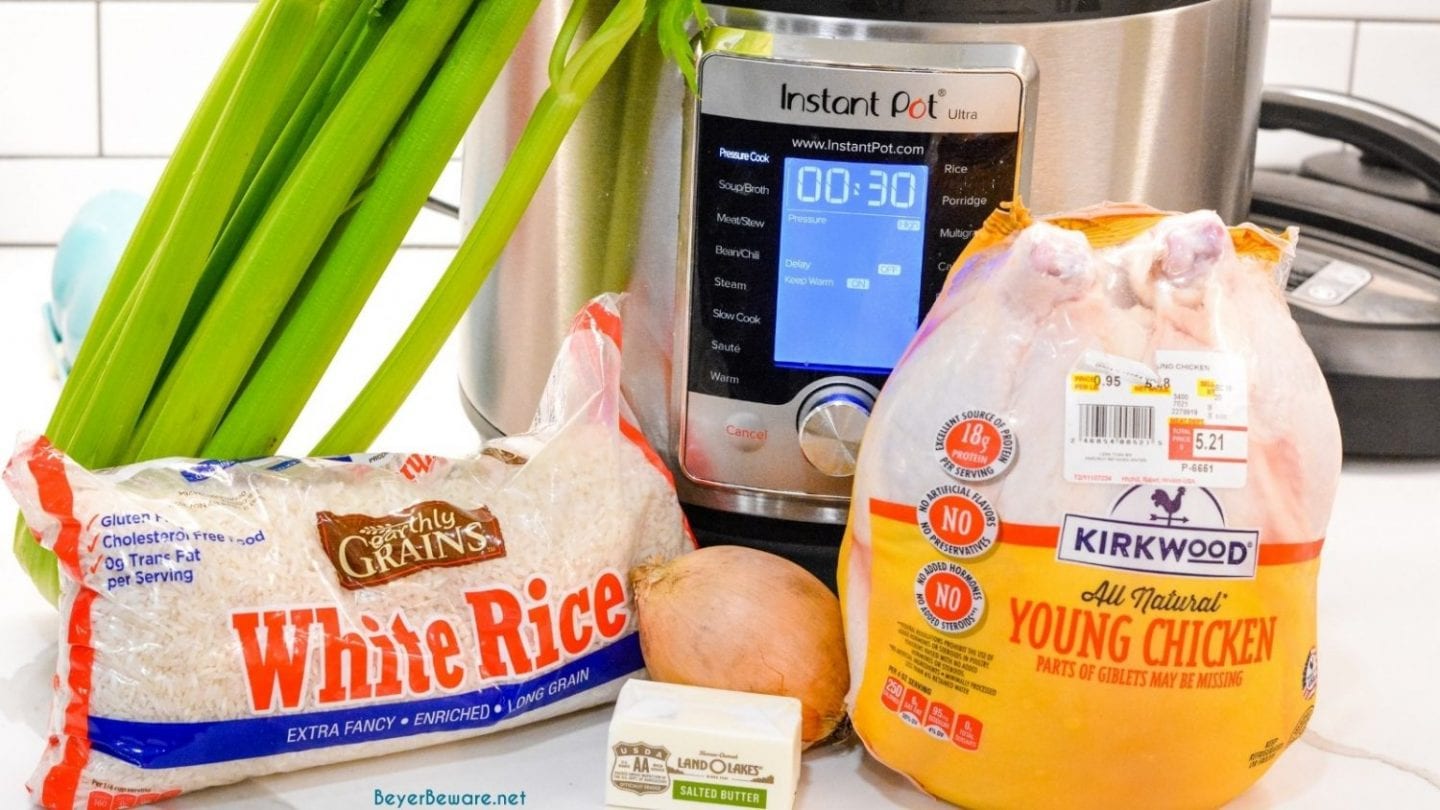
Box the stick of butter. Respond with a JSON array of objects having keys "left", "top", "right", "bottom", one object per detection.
[{"left": 605, "top": 679, "right": 803, "bottom": 810}]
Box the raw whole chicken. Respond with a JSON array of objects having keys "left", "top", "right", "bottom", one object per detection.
[{"left": 840, "top": 204, "right": 1341, "bottom": 810}]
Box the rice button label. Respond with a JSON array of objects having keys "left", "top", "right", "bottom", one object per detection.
[
  {"left": 935, "top": 411, "right": 1016, "bottom": 481},
  {"left": 917, "top": 484, "right": 998, "bottom": 559}
]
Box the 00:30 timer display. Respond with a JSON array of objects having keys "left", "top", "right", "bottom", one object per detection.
[{"left": 773, "top": 156, "right": 931, "bottom": 374}]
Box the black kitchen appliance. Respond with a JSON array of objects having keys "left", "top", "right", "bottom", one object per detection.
[{"left": 1254, "top": 87, "right": 1440, "bottom": 458}]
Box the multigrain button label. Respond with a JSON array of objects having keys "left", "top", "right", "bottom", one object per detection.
[{"left": 316, "top": 501, "right": 505, "bottom": 590}]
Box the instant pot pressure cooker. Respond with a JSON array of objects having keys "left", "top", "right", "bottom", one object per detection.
[{"left": 460, "top": 0, "right": 1270, "bottom": 578}]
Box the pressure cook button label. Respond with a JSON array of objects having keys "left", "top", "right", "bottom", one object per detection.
[
  {"left": 934, "top": 410, "right": 1016, "bottom": 481},
  {"left": 717, "top": 146, "right": 772, "bottom": 164}
]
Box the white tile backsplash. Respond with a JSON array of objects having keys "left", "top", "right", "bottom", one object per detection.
[
  {"left": 0, "top": 157, "right": 164, "bottom": 245},
  {"left": 1353, "top": 22, "right": 1440, "bottom": 127},
  {"left": 1255, "top": 19, "right": 1357, "bottom": 170},
  {"left": 1271, "top": 0, "right": 1440, "bottom": 21},
  {"left": 0, "top": 2, "right": 99, "bottom": 157},
  {"left": 2, "top": 5, "right": 1438, "bottom": 250},
  {"left": 1264, "top": 19, "right": 1358, "bottom": 88},
  {"left": 98, "top": 1, "right": 255, "bottom": 157}
]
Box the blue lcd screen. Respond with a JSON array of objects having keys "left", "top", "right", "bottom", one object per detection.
[{"left": 774, "top": 157, "right": 930, "bottom": 374}]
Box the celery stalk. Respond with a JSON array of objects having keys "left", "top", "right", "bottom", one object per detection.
[
  {"left": 598, "top": 33, "right": 663, "bottom": 293},
  {"left": 207, "top": 0, "right": 542, "bottom": 458},
  {"left": 164, "top": 0, "right": 388, "bottom": 381},
  {"left": 62, "top": 0, "right": 321, "bottom": 470},
  {"left": 127, "top": 0, "right": 477, "bottom": 460},
  {"left": 43, "top": 1, "right": 278, "bottom": 458},
  {"left": 314, "top": 0, "right": 648, "bottom": 455},
  {"left": 11, "top": 0, "right": 318, "bottom": 604},
  {"left": 234, "top": 0, "right": 366, "bottom": 216}
]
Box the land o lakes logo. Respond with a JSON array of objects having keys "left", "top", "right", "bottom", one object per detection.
[
  {"left": 610, "top": 742, "right": 671, "bottom": 796},
  {"left": 1058, "top": 486, "right": 1259, "bottom": 579}
]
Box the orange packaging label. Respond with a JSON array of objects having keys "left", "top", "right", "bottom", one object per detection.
[{"left": 843, "top": 495, "right": 1320, "bottom": 810}]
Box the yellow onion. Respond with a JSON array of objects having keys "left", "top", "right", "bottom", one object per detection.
[{"left": 631, "top": 545, "right": 849, "bottom": 747}]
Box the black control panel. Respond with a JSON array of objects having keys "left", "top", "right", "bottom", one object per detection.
[{"left": 688, "top": 114, "right": 1021, "bottom": 405}]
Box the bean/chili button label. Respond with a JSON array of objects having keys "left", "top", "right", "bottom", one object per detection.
[
  {"left": 935, "top": 410, "right": 1015, "bottom": 481},
  {"left": 917, "top": 485, "right": 998, "bottom": 559}
]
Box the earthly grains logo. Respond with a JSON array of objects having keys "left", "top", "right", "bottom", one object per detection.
[
  {"left": 316, "top": 500, "right": 505, "bottom": 589},
  {"left": 610, "top": 742, "right": 671, "bottom": 796},
  {"left": 1058, "top": 486, "right": 1259, "bottom": 579}
]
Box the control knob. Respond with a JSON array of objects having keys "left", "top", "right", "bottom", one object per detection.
[{"left": 796, "top": 386, "right": 874, "bottom": 478}]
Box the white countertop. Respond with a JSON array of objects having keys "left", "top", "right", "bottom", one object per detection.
[{"left": 1, "top": 254, "right": 1438, "bottom": 808}]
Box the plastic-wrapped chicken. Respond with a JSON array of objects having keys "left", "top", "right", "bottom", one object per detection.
[{"left": 839, "top": 204, "right": 1341, "bottom": 809}]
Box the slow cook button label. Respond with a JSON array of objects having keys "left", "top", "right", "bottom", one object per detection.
[
  {"left": 710, "top": 307, "right": 762, "bottom": 326},
  {"left": 723, "top": 413, "right": 768, "bottom": 452}
]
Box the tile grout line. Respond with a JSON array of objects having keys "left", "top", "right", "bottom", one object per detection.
[
  {"left": 1347, "top": 19, "right": 1361, "bottom": 95},
  {"left": 94, "top": 0, "right": 105, "bottom": 156},
  {"left": 1275, "top": 15, "right": 1440, "bottom": 24}
]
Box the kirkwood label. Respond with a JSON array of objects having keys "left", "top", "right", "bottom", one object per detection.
[
  {"left": 1058, "top": 485, "right": 1258, "bottom": 579},
  {"left": 316, "top": 500, "right": 506, "bottom": 589}
]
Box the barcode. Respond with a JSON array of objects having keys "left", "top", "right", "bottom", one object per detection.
[{"left": 1077, "top": 404, "right": 1155, "bottom": 441}]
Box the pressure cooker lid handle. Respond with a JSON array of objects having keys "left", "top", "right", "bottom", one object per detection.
[{"left": 1260, "top": 86, "right": 1440, "bottom": 195}]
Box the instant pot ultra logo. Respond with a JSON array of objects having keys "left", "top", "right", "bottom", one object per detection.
[
  {"left": 780, "top": 82, "right": 950, "bottom": 120},
  {"left": 1058, "top": 486, "right": 1258, "bottom": 579}
]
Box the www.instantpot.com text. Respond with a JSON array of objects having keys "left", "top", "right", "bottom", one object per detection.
[{"left": 792, "top": 137, "right": 925, "bottom": 156}]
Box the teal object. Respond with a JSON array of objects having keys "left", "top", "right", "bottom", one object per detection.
[{"left": 46, "top": 191, "right": 145, "bottom": 376}]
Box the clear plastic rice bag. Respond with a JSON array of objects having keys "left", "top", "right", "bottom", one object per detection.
[
  {"left": 840, "top": 204, "right": 1342, "bottom": 809},
  {"left": 5, "top": 295, "right": 693, "bottom": 809}
]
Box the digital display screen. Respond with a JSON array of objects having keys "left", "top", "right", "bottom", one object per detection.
[{"left": 773, "top": 157, "right": 930, "bottom": 374}]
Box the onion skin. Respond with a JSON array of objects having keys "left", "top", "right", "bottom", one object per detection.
[{"left": 631, "top": 545, "right": 849, "bottom": 748}]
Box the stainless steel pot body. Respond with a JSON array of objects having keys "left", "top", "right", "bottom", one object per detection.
[{"left": 460, "top": 0, "right": 1270, "bottom": 525}]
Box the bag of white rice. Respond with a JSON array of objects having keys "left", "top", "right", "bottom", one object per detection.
[{"left": 4, "top": 295, "right": 693, "bottom": 809}]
